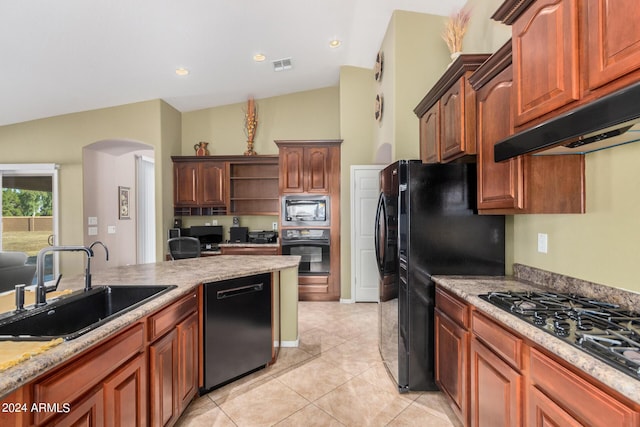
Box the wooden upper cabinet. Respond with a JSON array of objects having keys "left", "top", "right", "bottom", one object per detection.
[
  {"left": 305, "top": 146, "right": 330, "bottom": 193},
  {"left": 419, "top": 102, "right": 440, "bottom": 163},
  {"left": 173, "top": 162, "right": 199, "bottom": 206},
  {"left": 496, "top": 0, "right": 640, "bottom": 129},
  {"left": 279, "top": 146, "right": 304, "bottom": 193},
  {"left": 414, "top": 54, "right": 489, "bottom": 164},
  {"left": 173, "top": 160, "right": 225, "bottom": 207},
  {"left": 471, "top": 44, "right": 524, "bottom": 212},
  {"left": 276, "top": 140, "right": 341, "bottom": 194},
  {"left": 199, "top": 162, "right": 225, "bottom": 206},
  {"left": 511, "top": 0, "right": 580, "bottom": 127},
  {"left": 471, "top": 41, "right": 585, "bottom": 214},
  {"left": 584, "top": 0, "right": 640, "bottom": 92}
]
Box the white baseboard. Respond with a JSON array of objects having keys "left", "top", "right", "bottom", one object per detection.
[
  {"left": 274, "top": 338, "right": 299, "bottom": 348},
  {"left": 340, "top": 298, "right": 355, "bottom": 304}
]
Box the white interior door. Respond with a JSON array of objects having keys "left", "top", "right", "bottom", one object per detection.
[
  {"left": 136, "top": 155, "right": 156, "bottom": 264},
  {"left": 351, "top": 165, "right": 384, "bottom": 302}
]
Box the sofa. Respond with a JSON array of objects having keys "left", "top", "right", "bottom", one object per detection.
[{"left": 0, "top": 251, "right": 36, "bottom": 293}]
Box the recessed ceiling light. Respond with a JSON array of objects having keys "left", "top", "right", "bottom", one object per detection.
[
  {"left": 329, "top": 39, "right": 342, "bottom": 48},
  {"left": 253, "top": 53, "right": 266, "bottom": 62},
  {"left": 175, "top": 67, "right": 190, "bottom": 76}
]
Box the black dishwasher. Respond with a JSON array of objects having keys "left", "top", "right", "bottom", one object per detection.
[{"left": 202, "top": 273, "right": 272, "bottom": 392}]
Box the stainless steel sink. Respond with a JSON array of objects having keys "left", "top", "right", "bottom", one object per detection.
[{"left": 0, "top": 285, "right": 176, "bottom": 341}]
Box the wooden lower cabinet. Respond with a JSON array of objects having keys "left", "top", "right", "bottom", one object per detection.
[
  {"left": 103, "top": 353, "right": 147, "bottom": 426},
  {"left": 3, "top": 291, "right": 199, "bottom": 427},
  {"left": 149, "top": 293, "right": 199, "bottom": 427},
  {"left": 469, "top": 336, "right": 522, "bottom": 427},
  {"left": 52, "top": 388, "right": 104, "bottom": 427},
  {"left": 435, "top": 285, "right": 640, "bottom": 427},
  {"left": 435, "top": 309, "right": 468, "bottom": 423},
  {"left": 528, "top": 348, "right": 639, "bottom": 427},
  {"left": 220, "top": 246, "right": 279, "bottom": 255}
]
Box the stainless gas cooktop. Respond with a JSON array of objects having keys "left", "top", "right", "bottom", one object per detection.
[{"left": 479, "top": 291, "right": 640, "bottom": 379}]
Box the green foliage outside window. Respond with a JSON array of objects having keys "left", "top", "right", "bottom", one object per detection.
[{"left": 2, "top": 188, "right": 52, "bottom": 216}]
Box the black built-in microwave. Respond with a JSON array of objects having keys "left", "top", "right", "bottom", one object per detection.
[{"left": 281, "top": 195, "right": 330, "bottom": 227}]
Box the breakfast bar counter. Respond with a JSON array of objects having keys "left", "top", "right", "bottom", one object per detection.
[{"left": 0, "top": 255, "right": 300, "bottom": 401}]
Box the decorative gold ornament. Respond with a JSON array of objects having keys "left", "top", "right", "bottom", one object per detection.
[{"left": 244, "top": 97, "right": 258, "bottom": 156}]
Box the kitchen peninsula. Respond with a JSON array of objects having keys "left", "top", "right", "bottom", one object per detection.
[{"left": 0, "top": 255, "right": 299, "bottom": 426}]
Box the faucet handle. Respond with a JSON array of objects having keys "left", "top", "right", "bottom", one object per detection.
[{"left": 15, "top": 284, "right": 25, "bottom": 312}]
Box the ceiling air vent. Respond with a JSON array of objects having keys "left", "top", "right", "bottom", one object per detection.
[{"left": 272, "top": 58, "right": 292, "bottom": 72}]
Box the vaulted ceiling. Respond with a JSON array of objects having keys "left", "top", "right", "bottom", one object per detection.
[{"left": 0, "top": 0, "right": 465, "bottom": 126}]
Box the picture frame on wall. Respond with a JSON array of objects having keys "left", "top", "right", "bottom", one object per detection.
[{"left": 119, "top": 186, "right": 130, "bottom": 219}]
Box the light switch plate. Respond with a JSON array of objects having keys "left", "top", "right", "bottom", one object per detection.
[
  {"left": 107, "top": 225, "right": 116, "bottom": 234},
  {"left": 88, "top": 226, "right": 98, "bottom": 236},
  {"left": 88, "top": 216, "right": 98, "bottom": 225}
]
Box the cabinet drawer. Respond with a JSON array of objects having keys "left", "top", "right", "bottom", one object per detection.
[
  {"left": 529, "top": 348, "right": 639, "bottom": 427},
  {"left": 148, "top": 291, "right": 198, "bottom": 341},
  {"left": 33, "top": 323, "right": 144, "bottom": 425},
  {"left": 471, "top": 312, "right": 522, "bottom": 369},
  {"left": 436, "top": 287, "right": 469, "bottom": 327}
]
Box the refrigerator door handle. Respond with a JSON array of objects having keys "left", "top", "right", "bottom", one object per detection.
[{"left": 374, "top": 192, "right": 386, "bottom": 275}]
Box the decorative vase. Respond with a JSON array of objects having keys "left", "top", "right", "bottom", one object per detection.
[
  {"left": 194, "top": 141, "right": 210, "bottom": 156},
  {"left": 244, "top": 141, "right": 257, "bottom": 156},
  {"left": 450, "top": 51, "right": 462, "bottom": 61}
]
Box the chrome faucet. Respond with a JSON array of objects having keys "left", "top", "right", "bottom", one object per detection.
[
  {"left": 35, "top": 246, "right": 93, "bottom": 307},
  {"left": 87, "top": 241, "right": 109, "bottom": 292}
]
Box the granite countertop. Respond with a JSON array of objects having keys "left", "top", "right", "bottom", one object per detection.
[
  {"left": 432, "top": 274, "right": 640, "bottom": 405},
  {"left": 0, "top": 255, "right": 300, "bottom": 399}
]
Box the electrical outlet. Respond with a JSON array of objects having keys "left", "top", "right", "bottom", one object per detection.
[
  {"left": 211, "top": 219, "right": 218, "bottom": 225},
  {"left": 272, "top": 222, "right": 278, "bottom": 231},
  {"left": 537, "top": 233, "right": 548, "bottom": 253}
]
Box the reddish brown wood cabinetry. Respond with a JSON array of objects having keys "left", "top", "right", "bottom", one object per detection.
[
  {"left": 172, "top": 156, "right": 279, "bottom": 216},
  {"left": 149, "top": 292, "right": 198, "bottom": 427},
  {"left": 277, "top": 143, "right": 334, "bottom": 194},
  {"left": 275, "top": 140, "right": 342, "bottom": 301},
  {"left": 510, "top": 0, "right": 580, "bottom": 127},
  {"left": 173, "top": 159, "right": 226, "bottom": 215},
  {"left": 435, "top": 284, "right": 640, "bottom": 427},
  {"left": 419, "top": 103, "right": 440, "bottom": 163},
  {"left": 529, "top": 348, "right": 640, "bottom": 427},
  {"left": 495, "top": 0, "right": 640, "bottom": 130},
  {"left": 4, "top": 290, "right": 199, "bottom": 427},
  {"left": 220, "top": 246, "right": 279, "bottom": 255},
  {"left": 435, "top": 287, "right": 470, "bottom": 425},
  {"left": 414, "top": 54, "right": 489, "bottom": 164},
  {"left": 470, "top": 42, "right": 585, "bottom": 214}
]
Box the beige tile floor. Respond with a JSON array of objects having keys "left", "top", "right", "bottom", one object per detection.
[{"left": 176, "top": 301, "right": 463, "bottom": 427}]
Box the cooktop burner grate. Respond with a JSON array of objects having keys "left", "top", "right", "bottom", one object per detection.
[{"left": 479, "top": 291, "right": 640, "bottom": 379}]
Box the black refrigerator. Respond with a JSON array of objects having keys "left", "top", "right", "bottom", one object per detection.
[{"left": 375, "top": 160, "right": 504, "bottom": 392}]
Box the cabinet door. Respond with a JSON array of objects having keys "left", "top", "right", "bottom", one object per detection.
[
  {"left": 280, "top": 146, "right": 305, "bottom": 193},
  {"left": 150, "top": 329, "right": 179, "bottom": 427},
  {"left": 435, "top": 309, "right": 467, "bottom": 422},
  {"left": 528, "top": 386, "right": 582, "bottom": 427},
  {"left": 200, "top": 162, "right": 225, "bottom": 206},
  {"left": 177, "top": 312, "right": 199, "bottom": 412},
  {"left": 440, "top": 79, "right": 466, "bottom": 161},
  {"left": 420, "top": 103, "right": 440, "bottom": 164},
  {"left": 173, "top": 162, "right": 198, "bottom": 206},
  {"left": 103, "top": 353, "right": 147, "bottom": 427},
  {"left": 52, "top": 388, "right": 104, "bottom": 427},
  {"left": 305, "top": 146, "right": 330, "bottom": 193},
  {"left": 585, "top": 0, "right": 640, "bottom": 92},
  {"left": 512, "top": 0, "right": 580, "bottom": 126},
  {"left": 476, "top": 65, "right": 524, "bottom": 211},
  {"left": 470, "top": 337, "right": 522, "bottom": 427}
]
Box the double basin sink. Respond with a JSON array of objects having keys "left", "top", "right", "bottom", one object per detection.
[{"left": 0, "top": 285, "right": 176, "bottom": 341}]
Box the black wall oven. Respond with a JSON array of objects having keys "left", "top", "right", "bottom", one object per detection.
[{"left": 280, "top": 228, "right": 330, "bottom": 275}]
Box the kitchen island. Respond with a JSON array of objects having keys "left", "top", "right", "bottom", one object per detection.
[
  {"left": 0, "top": 255, "right": 299, "bottom": 425},
  {"left": 433, "top": 264, "right": 640, "bottom": 427}
]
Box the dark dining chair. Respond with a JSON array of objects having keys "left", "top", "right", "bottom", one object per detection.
[{"left": 167, "top": 237, "right": 201, "bottom": 260}]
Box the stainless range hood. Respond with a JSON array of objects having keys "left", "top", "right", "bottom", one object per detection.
[{"left": 494, "top": 81, "right": 640, "bottom": 162}]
